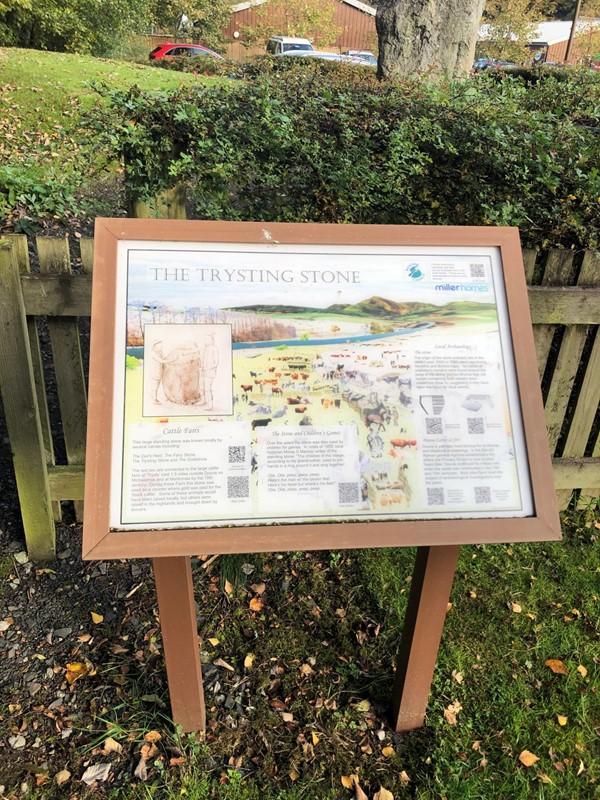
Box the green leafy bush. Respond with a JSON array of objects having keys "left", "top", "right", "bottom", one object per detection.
[{"left": 89, "top": 65, "right": 600, "bottom": 250}]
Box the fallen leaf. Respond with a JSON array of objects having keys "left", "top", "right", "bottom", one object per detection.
[
  {"left": 545, "top": 659, "right": 568, "bottom": 675},
  {"left": 553, "top": 761, "right": 565, "bottom": 772},
  {"left": 399, "top": 771, "right": 410, "bottom": 785},
  {"left": 244, "top": 653, "right": 255, "bottom": 669},
  {"left": 469, "top": 590, "right": 477, "bottom": 599},
  {"left": 446, "top": 602, "right": 453, "bottom": 612},
  {"left": 576, "top": 664, "right": 587, "bottom": 678},
  {"left": 451, "top": 670, "right": 464, "bottom": 684},
  {"left": 510, "top": 603, "right": 522, "bottom": 613},
  {"left": 213, "top": 657, "right": 235, "bottom": 671},
  {"left": 537, "top": 772, "right": 553, "bottom": 784},
  {"left": 373, "top": 787, "right": 394, "bottom": 800},
  {"left": 224, "top": 579, "right": 233, "bottom": 596},
  {"left": 250, "top": 582, "right": 266, "bottom": 595},
  {"left": 134, "top": 756, "right": 148, "bottom": 781},
  {"left": 355, "top": 780, "right": 369, "bottom": 800},
  {"left": 443, "top": 700, "right": 463, "bottom": 726},
  {"left": 577, "top": 760, "right": 585, "bottom": 776},
  {"left": 169, "top": 757, "right": 186, "bottom": 766},
  {"left": 311, "top": 731, "right": 320, "bottom": 745},
  {"left": 65, "top": 660, "right": 95, "bottom": 685},
  {"left": 144, "top": 730, "right": 162, "bottom": 743},
  {"left": 519, "top": 750, "right": 540, "bottom": 767},
  {"left": 249, "top": 597, "right": 264, "bottom": 612},
  {"left": 382, "top": 746, "right": 395, "bottom": 757},
  {"left": 289, "top": 769, "right": 299, "bottom": 781},
  {"left": 281, "top": 712, "right": 294, "bottom": 723},
  {"left": 102, "top": 736, "right": 123, "bottom": 754},
  {"left": 8, "top": 735, "right": 26, "bottom": 749},
  {"left": 472, "top": 740, "right": 481, "bottom": 751},
  {"left": 354, "top": 699, "right": 371, "bottom": 712},
  {"left": 207, "top": 637, "right": 220, "bottom": 646},
  {"left": 90, "top": 612, "right": 103, "bottom": 624},
  {"left": 55, "top": 769, "right": 71, "bottom": 786},
  {"left": 341, "top": 774, "right": 358, "bottom": 790},
  {"left": 81, "top": 763, "right": 111, "bottom": 785},
  {"left": 300, "top": 663, "right": 314, "bottom": 677},
  {"left": 140, "top": 743, "right": 158, "bottom": 760},
  {"left": 557, "top": 715, "right": 568, "bottom": 726}
]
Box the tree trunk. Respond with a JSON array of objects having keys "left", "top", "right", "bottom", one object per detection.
[{"left": 376, "top": 0, "right": 486, "bottom": 79}]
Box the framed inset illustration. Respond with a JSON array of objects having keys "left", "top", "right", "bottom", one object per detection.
[{"left": 83, "top": 220, "right": 561, "bottom": 559}]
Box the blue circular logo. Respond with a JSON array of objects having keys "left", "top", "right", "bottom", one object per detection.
[{"left": 407, "top": 263, "right": 424, "bottom": 281}]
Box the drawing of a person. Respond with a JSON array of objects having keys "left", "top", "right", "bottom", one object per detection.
[
  {"left": 149, "top": 340, "right": 176, "bottom": 402},
  {"left": 201, "top": 333, "right": 219, "bottom": 410}
]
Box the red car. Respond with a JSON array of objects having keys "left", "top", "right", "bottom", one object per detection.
[{"left": 149, "top": 43, "right": 224, "bottom": 61}]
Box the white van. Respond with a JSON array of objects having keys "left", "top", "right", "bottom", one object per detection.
[{"left": 266, "top": 36, "right": 314, "bottom": 55}]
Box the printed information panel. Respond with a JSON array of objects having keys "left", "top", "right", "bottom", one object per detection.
[{"left": 108, "top": 240, "right": 534, "bottom": 530}]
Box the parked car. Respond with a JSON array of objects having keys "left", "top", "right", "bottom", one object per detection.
[
  {"left": 279, "top": 51, "right": 367, "bottom": 64},
  {"left": 472, "top": 57, "right": 517, "bottom": 73},
  {"left": 149, "top": 43, "right": 224, "bottom": 61},
  {"left": 342, "top": 49, "right": 377, "bottom": 66},
  {"left": 266, "top": 36, "right": 314, "bottom": 55}
]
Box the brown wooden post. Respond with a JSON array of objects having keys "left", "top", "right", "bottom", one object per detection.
[
  {"left": 0, "top": 241, "right": 56, "bottom": 560},
  {"left": 153, "top": 556, "right": 206, "bottom": 733},
  {"left": 390, "top": 544, "right": 460, "bottom": 732}
]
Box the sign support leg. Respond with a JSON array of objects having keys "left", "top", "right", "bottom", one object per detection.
[
  {"left": 390, "top": 544, "right": 460, "bottom": 732},
  {"left": 153, "top": 556, "right": 205, "bottom": 732}
]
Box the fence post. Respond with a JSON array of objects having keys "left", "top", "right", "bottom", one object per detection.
[{"left": 0, "top": 241, "right": 55, "bottom": 560}]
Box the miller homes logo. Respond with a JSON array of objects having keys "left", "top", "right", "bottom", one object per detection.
[{"left": 406, "top": 263, "right": 424, "bottom": 281}]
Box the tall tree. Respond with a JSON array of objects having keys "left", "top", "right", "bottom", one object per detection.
[
  {"left": 240, "top": 0, "right": 341, "bottom": 48},
  {"left": 482, "top": 0, "right": 545, "bottom": 62},
  {"left": 376, "top": 0, "right": 486, "bottom": 79}
]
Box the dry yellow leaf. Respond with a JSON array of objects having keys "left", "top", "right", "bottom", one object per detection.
[
  {"left": 55, "top": 769, "right": 71, "bottom": 786},
  {"left": 381, "top": 746, "right": 395, "bottom": 757},
  {"left": 557, "top": 715, "right": 568, "bottom": 726},
  {"left": 340, "top": 774, "right": 357, "bottom": 789},
  {"left": 289, "top": 769, "right": 299, "bottom": 781},
  {"left": 537, "top": 772, "right": 553, "bottom": 784},
  {"left": 446, "top": 602, "right": 453, "bottom": 612},
  {"left": 299, "top": 663, "right": 314, "bottom": 677},
  {"left": 354, "top": 699, "right": 371, "bottom": 711},
  {"left": 65, "top": 660, "right": 95, "bottom": 685},
  {"left": 244, "top": 653, "right": 255, "bottom": 669},
  {"left": 90, "top": 612, "right": 103, "bottom": 624},
  {"left": 144, "top": 730, "right": 162, "bottom": 743},
  {"left": 207, "top": 637, "right": 220, "bottom": 646},
  {"left": 443, "top": 700, "right": 463, "bottom": 725},
  {"left": 577, "top": 760, "right": 585, "bottom": 776},
  {"left": 399, "top": 771, "right": 410, "bottom": 785},
  {"left": 519, "top": 750, "right": 540, "bottom": 767},
  {"left": 545, "top": 659, "right": 568, "bottom": 675},
  {"left": 451, "top": 670, "right": 464, "bottom": 684},
  {"left": 102, "top": 736, "right": 123, "bottom": 754},
  {"left": 511, "top": 603, "right": 522, "bottom": 613},
  {"left": 373, "top": 787, "right": 394, "bottom": 800},
  {"left": 224, "top": 579, "right": 233, "bottom": 596},
  {"left": 577, "top": 664, "right": 588, "bottom": 678},
  {"left": 249, "top": 597, "right": 264, "bottom": 612},
  {"left": 355, "top": 781, "right": 369, "bottom": 800},
  {"left": 311, "top": 731, "right": 319, "bottom": 746},
  {"left": 281, "top": 711, "right": 294, "bottom": 723}
]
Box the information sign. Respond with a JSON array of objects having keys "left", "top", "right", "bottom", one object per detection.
[{"left": 83, "top": 221, "right": 560, "bottom": 560}]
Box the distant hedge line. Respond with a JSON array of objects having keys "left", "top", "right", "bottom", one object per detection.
[{"left": 91, "top": 65, "right": 600, "bottom": 250}]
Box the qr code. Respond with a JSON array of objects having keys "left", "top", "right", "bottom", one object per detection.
[
  {"left": 228, "top": 445, "right": 246, "bottom": 464},
  {"left": 227, "top": 476, "right": 249, "bottom": 499},
  {"left": 475, "top": 486, "right": 491, "bottom": 503},
  {"left": 426, "top": 417, "right": 443, "bottom": 435},
  {"left": 469, "top": 263, "right": 485, "bottom": 278},
  {"left": 427, "top": 487, "right": 445, "bottom": 506},
  {"left": 467, "top": 417, "right": 485, "bottom": 434},
  {"left": 338, "top": 482, "right": 359, "bottom": 504}
]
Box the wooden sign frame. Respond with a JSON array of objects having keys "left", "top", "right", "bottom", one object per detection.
[
  {"left": 83, "top": 219, "right": 560, "bottom": 560},
  {"left": 82, "top": 219, "right": 560, "bottom": 735}
]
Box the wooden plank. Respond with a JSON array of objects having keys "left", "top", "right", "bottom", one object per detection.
[
  {"left": 552, "top": 457, "right": 600, "bottom": 489},
  {"left": 37, "top": 237, "right": 88, "bottom": 519},
  {"left": 132, "top": 183, "right": 187, "bottom": 220},
  {"left": 544, "top": 326, "right": 588, "bottom": 451},
  {"left": 563, "top": 329, "right": 600, "bottom": 456},
  {"left": 153, "top": 557, "right": 205, "bottom": 732},
  {"left": 522, "top": 249, "right": 537, "bottom": 284},
  {"left": 47, "top": 465, "right": 85, "bottom": 499},
  {"left": 5, "top": 235, "right": 62, "bottom": 521},
  {"left": 534, "top": 250, "right": 576, "bottom": 387},
  {"left": 0, "top": 242, "right": 55, "bottom": 560},
  {"left": 79, "top": 237, "right": 94, "bottom": 274},
  {"left": 578, "top": 250, "right": 600, "bottom": 285},
  {"left": 527, "top": 286, "right": 600, "bottom": 324},
  {"left": 20, "top": 274, "right": 92, "bottom": 316}
]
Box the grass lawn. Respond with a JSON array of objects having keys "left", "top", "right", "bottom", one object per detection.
[{"left": 0, "top": 48, "right": 217, "bottom": 230}]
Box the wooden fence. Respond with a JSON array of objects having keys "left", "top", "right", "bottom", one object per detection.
[{"left": 0, "top": 234, "right": 599, "bottom": 560}]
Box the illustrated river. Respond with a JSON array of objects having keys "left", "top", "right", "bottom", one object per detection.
[{"left": 126, "top": 321, "right": 435, "bottom": 359}]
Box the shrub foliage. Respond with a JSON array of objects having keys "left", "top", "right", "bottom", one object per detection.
[{"left": 66, "top": 66, "right": 600, "bottom": 250}]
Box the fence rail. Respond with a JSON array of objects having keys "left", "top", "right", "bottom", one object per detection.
[{"left": 0, "top": 234, "right": 598, "bottom": 560}]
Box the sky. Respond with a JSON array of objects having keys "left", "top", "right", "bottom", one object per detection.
[{"left": 123, "top": 243, "right": 500, "bottom": 310}]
